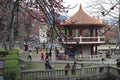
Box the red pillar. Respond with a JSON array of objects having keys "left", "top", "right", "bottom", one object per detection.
[
  {"left": 80, "top": 46, "right": 82, "bottom": 54},
  {"left": 91, "top": 45, "right": 94, "bottom": 55},
  {"left": 79, "top": 29, "right": 82, "bottom": 54},
  {"left": 90, "top": 29, "right": 94, "bottom": 55},
  {"left": 95, "top": 46, "right": 97, "bottom": 55},
  {"left": 95, "top": 29, "right": 98, "bottom": 55},
  {"left": 90, "top": 29, "right": 94, "bottom": 37},
  {"left": 68, "top": 29, "right": 72, "bottom": 36},
  {"left": 65, "top": 29, "right": 67, "bottom": 35},
  {"left": 79, "top": 29, "right": 82, "bottom": 36},
  {"left": 95, "top": 29, "right": 98, "bottom": 37}
]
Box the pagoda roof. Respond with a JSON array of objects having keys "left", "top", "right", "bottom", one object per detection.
[{"left": 62, "top": 4, "right": 104, "bottom": 26}]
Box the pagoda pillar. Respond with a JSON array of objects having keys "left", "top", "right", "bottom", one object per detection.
[
  {"left": 65, "top": 29, "right": 67, "bottom": 35},
  {"left": 95, "top": 46, "right": 97, "bottom": 55},
  {"left": 90, "top": 29, "right": 94, "bottom": 37},
  {"left": 79, "top": 29, "right": 82, "bottom": 36},
  {"left": 91, "top": 45, "right": 94, "bottom": 55},
  {"left": 95, "top": 29, "right": 98, "bottom": 36},
  {"left": 68, "top": 29, "right": 72, "bottom": 36},
  {"left": 79, "top": 29, "right": 82, "bottom": 54},
  {"left": 95, "top": 29, "right": 98, "bottom": 55},
  {"left": 90, "top": 29, "right": 94, "bottom": 55}
]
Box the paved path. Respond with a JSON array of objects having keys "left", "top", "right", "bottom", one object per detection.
[{"left": 19, "top": 50, "right": 117, "bottom": 65}]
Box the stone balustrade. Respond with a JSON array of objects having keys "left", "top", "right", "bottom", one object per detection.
[{"left": 21, "top": 66, "right": 120, "bottom": 80}]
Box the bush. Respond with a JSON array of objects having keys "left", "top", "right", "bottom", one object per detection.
[
  {"left": 4, "top": 60, "right": 19, "bottom": 68},
  {"left": 4, "top": 69, "right": 16, "bottom": 80},
  {"left": 0, "top": 49, "right": 8, "bottom": 56},
  {"left": 5, "top": 54, "right": 19, "bottom": 60},
  {"left": 8, "top": 49, "right": 19, "bottom": 55},
  {"left": 4, "top": 49, "right": 19, "bottom": 80},
  {"left": 4, "top": 60, "right": 19, "bottom": 80}
]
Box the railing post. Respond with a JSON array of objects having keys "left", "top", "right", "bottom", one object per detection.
[
  {"left": 51, "top": 69, "right": 55, "bottom": 80},
  {"left": 80, "top": 54, "right": 81, "bottom": 59},
  {"left": 96, "top": 67, "right": 99, "bottom": 74},
  {"left": 107, "top": 64, "right": 110, "bottom": 80},
  {"left": 80, "top": 36, "right": 82, "bottom": 43},
  {"left": 98, "top": 36, "right": 100, "bottom": 42},
  {"left": 81, "top": 64, "right": 84, "bottom": 75}
]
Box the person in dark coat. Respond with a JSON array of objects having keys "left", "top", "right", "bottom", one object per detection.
[
  {"left": 49, "top": 46, "right": 52, "bottom": 60},
  {"left": 45, "top": 52, "right": 49, "bottom": 61},
  {"left": 71, "top": 61, "right": 76, "bottom": 75},
  {"left": 35, "top": 46, "right": 39, "bottom": 54},
  {"left": 99, "top": 58, "right": 105, "bottom": 72},
  {"left": 116, "top": 59, "right": 120, "bottom": 75},
  {"left": 64, "top": 63, "right": 70, "bottom": 75},
  {"left": 45, "top": 60, "right": 52, "bottom": 69}
]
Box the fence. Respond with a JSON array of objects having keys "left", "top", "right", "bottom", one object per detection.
[
  {"left": 21, "top": 65, "right": 120, "bottom": 80},
  {"left": 75, "top": 54, "right": 106, "bottom": 60}
]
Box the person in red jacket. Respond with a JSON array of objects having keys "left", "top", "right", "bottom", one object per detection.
[
  {"left": 64, "top": 63, "right": 70, "bottom": 75},
  {"left": 41, "top": 52, "right": 44, "bottom": 60}
]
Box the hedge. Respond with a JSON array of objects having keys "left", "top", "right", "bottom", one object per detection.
[
  {"left": 4, "top": 60, "right": 19, "bottom": 68},
  {"left": 8, "top": 49, "right": 19, "bottom": 55},
  {"left": 0, "top": 49, "right": 8, "bottom": 56},
  {"left": 5, "top": 54, "right": 19, "bottom": 60},
  {"left": 4, "top": 49, "right": 19, "bottom": 80}
]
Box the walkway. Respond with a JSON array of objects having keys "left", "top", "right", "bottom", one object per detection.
[{"left": 19, "top": 49, "right": 117, "bottom": 65}]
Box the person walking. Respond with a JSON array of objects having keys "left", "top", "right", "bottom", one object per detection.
[
  {"left": 35, "top": 45, "right": 39, "bottom": 54},
  {"left": 99, "top": 58, "right": 105, "bottom": 72},
  {"left": 27, "top": 50, "right": 32, "bottom": 61},
  {"left": 44, "top": 60, "right": 52, "bottom": 69},
  {"left": 49, "top": 47, "right": 52, "bottom": 60},
  {"left": 64, "top": 63, "right": 70, "bottom": 75},
  {"left": 116, "top": 59, "right": 120, "bottom": 75},
  {"left": 71, "top": 61, "right": 76, "bottom": 75},
  {"left": 43, "top": 42, "right": 45, "bottom": 49},
  {"left": 45, "top": 51, "right": 49, "bottom": 61},
  {"left": 41, "top": 52, "right": 44, "bottom": 60}
]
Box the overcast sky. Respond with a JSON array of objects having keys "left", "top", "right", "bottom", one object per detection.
[{"left": 62, "top": 0, "right": 90, "bottom": 16}]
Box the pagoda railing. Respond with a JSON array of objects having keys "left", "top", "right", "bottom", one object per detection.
[
  {"left": 75, "top": 54, "right": 106, "bottom": 60},
  {"left": 59, "top": 36, "right": 105, "bottom": 44}
]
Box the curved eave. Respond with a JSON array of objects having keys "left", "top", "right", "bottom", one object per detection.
[{"left": 61, "top": 23, "right": 105, "bottom": 27}]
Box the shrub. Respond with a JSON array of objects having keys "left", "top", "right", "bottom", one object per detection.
[
  {"left": 4, "top": 60, "right": 19, "bottom": 80},
  {"left": 8, "top": 49, "right": 19, "bottom": 55},
  {"left": 0, "top": 49, "right": 8, "bottom": 57},
  {"left": 4, "top": 49, "right": 19, "bottom": 80},
  {"left": 5, "top": 54, "right": 19, "bottom": 60}
]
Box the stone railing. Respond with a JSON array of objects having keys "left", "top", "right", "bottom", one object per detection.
[
  {"left": 21, "top": 66, "right": 120, "bottom": 80},
  {"left": 75, "top": 54, "right": 106, "bottom": 60},
  {"left": 111, "top": 55, "right": 120, "bottom": 59}
]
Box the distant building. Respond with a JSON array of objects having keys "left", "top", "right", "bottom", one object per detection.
[
  {"left": 39, "top": 22, "right": 47, "bottom": 43},
  {"left": 30, "top": 21, "right": 47, "bottom": 43}
]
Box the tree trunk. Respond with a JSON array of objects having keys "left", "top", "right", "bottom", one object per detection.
[
  {"left": 3, "top": 41, "right": 8, "bottom": 50},
  {"left": 9, "top": 27, "right": 14, "bottom": 50}
]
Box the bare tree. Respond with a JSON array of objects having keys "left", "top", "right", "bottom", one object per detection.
[
  {"left": 86, "top": 0, "right": 120, "bottom": 51},
  {"left": 0, "top": 0, "right": 68, "bottom": 50}
]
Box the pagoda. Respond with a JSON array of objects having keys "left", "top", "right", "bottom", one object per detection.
[{"left": 60, "top": 5, "right": 105, "bottom": 59}]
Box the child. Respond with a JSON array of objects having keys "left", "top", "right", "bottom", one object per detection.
[
  {"left": 27, "top": 50, "right": 32, "bottom": 61},
  {"left": 41, "top": 52, "right": 44, "bottom": 60}
]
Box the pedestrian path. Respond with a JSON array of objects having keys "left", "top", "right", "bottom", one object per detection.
[{"left": 19, "top": 50, "right": 117, "bottom": 65}]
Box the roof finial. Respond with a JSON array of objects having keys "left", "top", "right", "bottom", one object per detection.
[{"left": 79, "top": 4, "right": 82, "bottom": 10}]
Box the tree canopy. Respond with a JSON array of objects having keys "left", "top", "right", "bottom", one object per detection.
[{"left": 0, "top": 0, "right": 68, "bottom": 50}]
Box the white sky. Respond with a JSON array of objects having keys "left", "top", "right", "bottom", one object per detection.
[{"left": 62, "top": 0, "right": 90, "bottom": 16}]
